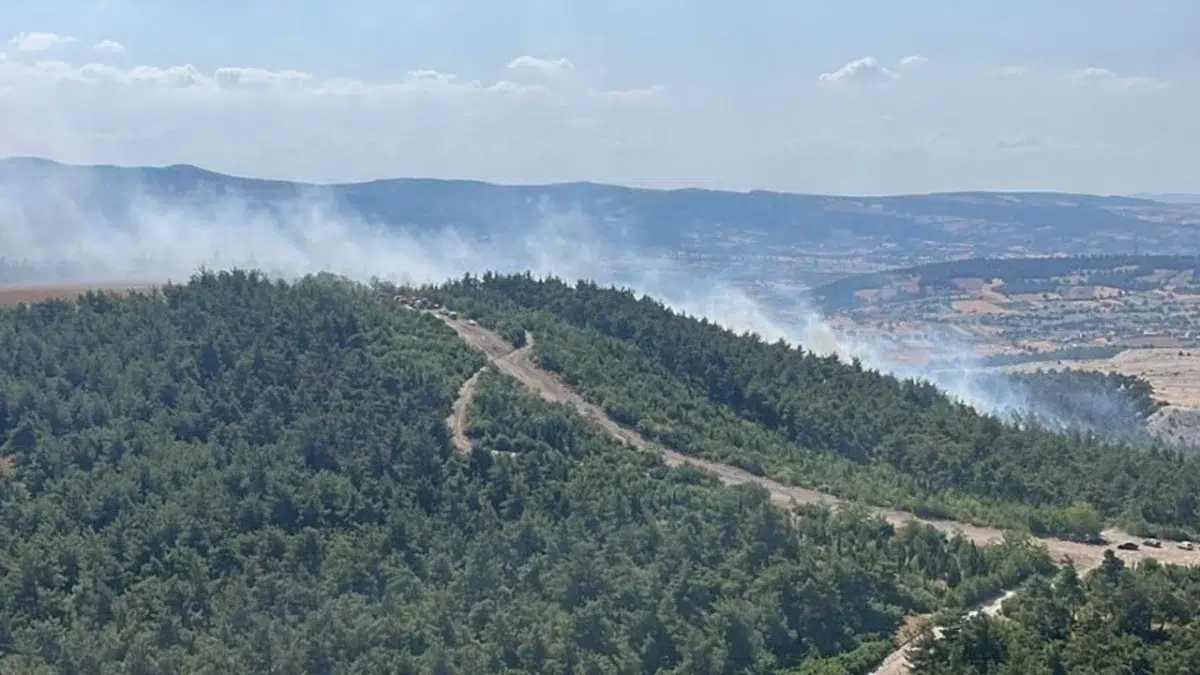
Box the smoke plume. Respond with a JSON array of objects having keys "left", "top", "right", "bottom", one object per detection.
[{"left": 0, "top": 165, "right": 1141, "bottom": 432}]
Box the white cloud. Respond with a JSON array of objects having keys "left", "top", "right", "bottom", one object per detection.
[
  {"left": 817, "top": 55, "right": 927, "bottom": 86},
  {"left": 506, "top": 55, "right": 574, "bottom": 75},
  {"left": 92, "top": 40, "right": 125, "bottom": 54},
  {"left": 0, "top": 43, "right": 1194, "bottom": 195},
  {"left": 588, "top": 85, "right": 665, "bottom": 101},
  {"left": 9, "top": 32, "right": 76, "bottom": 52},
  {"left": 1065, "top": 67, "right": 1169, "bottom": 90},
  {"left": 215, "top": 66, "right": 310, "bottom": 89}
]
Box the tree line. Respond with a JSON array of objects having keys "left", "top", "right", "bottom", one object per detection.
[
  {"left": 425, "top": 272, "right": 1200, "bottom": 541},
  {"left": 0, "top": 270, "right": 1061, "bottom": 673}
]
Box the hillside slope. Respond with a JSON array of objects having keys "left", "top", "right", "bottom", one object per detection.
[
  {"left": 911, "top": 555, "right": 1200, "bottom": 672},
  {"left": 0, "top": 271, "right": 1064, "bottom": 674},
  {"left": 426, "top": 273, "right": 1200, "bottom": 542}
]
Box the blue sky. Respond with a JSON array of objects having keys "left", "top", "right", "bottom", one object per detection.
[{"left": 0, "top": 1, "right": 1196, "bottom": 194}]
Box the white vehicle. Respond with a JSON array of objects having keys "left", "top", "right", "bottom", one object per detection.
[{"left": 1179, "top": 541, "right": 1195, "bottom": 551}]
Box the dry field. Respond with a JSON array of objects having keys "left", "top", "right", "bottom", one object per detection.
[
  {"left": 950, "top": 299, "right": 1014, "bottom": 315},
  {"left": 0, "top": 282, "right": 160, "bottom": 307},
  {"left": 1007, "top": 348, "right": 1200, "bottom": 408}
]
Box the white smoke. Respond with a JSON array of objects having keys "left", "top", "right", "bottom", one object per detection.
[{"left": 0, "top": 164, "right": 1091, "bottom": 422}]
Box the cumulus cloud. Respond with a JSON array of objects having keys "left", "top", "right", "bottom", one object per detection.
[
  {"left": 215, "top": 66, "right": 311, "bottom": 89},
  {"left": 1065, "top": 67, "right": 1169, "bottom": 90},
  {"left": 897, "top": 55, "right": 929, "bottom": 70},
  {"left": 817, "top": 55, "right": 927, "bottom": 85},
  {"left": 9, "top": 32, "right": 76, "bottom": 52},
  {"left": 506, "top": 55, "right": 574, "bottom": 75},
  {"left": 92, "top": 40, "right": 125, "bottom": 54},
  {"left": 0, "top": 34, "right": 1193, "bottom": 194}
]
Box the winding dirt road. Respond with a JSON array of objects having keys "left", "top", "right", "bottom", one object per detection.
[
  {"left": 430, "top": 312, "right": 1200, "bottom": 674},
  {"left": 871, "top": 590, "right": 1018, "bottom": 675},
  {"left": 444, "top": 327, "right": 535, "bottom": 454},
  {"left": 435, "top": 314, "right": 1200, "bottom": 569},
  {"left": 447, "top": 369, "right": 485, "bottom": 453}
]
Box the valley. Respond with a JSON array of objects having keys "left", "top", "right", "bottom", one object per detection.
[{"left": 812, "top": 255, "right": 1200, "bottom": 451}]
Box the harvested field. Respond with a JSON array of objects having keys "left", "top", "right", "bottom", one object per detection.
[
  {"left": 951, "top": 299, "right": 1014, "bottom": 315},
  {"left": 1007, "top": 348, "right": 1200, "bottom": 408},
  {"left": 0, "top": 282, "right": 159, "bottom": 307}
]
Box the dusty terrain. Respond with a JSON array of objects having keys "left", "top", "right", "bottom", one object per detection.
[{"left": 1148, "top": 405, "right": 1200, "bottom": 448}]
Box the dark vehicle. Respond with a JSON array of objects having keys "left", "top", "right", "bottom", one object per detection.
[
  {"left": 1143, "top": 538, "right": 1162, "bottom": 548},
  {"left": 1117, "top": 542, "right": 1140, "bottom": 551},
  {"left": 1084, "top": 535, "right": 1109, "bottom": 546}
]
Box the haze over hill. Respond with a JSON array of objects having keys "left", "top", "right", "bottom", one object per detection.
[
  {"left": 3, "top": 157, "right": 1197, "bottom": 432},
  {"left": 4, "top": 157, "right": 1200, "bottom": 289},
  {"left": 3, "top": 5, "right": 1198, "bottom": 672}
]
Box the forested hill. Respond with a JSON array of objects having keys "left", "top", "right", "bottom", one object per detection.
[
  {"left": 427, "top": 273, "right": 1200, "bottom": 541},
  {"left": 0, "top": 270, "right": 1061, "bottom": 673}
]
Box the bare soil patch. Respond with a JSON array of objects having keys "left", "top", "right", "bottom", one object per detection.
[{"left": 1148, "top": 405, "right": 1200, "bottom": 448}]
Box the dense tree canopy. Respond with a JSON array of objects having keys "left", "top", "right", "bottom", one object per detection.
[
  {"left": 910, "top": 554, "right": 1200, "bottom": 674},
  {"left": 426, "top": 272, "right": 1200, "bottom": 541},
  {"left": 0, "top": 270, "right": 1064, "bottom": 673}
]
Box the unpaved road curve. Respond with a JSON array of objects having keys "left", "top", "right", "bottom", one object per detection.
[
  {"left": 431, "top": 313, "right": 1200, "bottom": 674},
  {"left": 447, "top": 369, "right": 485, "bottom": 453},
  {"left": 871, "top": 590, "right": 1017, "bottom": 675},
  {"left": 434, "top": 315, "right": 1200, "bottom": 570},
  {"left": 444, "top": 326, "right": 535, "bottom": 454}
]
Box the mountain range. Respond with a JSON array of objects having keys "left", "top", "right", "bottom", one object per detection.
[{"left": 3, "top": 157, "right": 1200, "bottom": 290}]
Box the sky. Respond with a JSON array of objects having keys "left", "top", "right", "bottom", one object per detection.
[{"left": 0, "top": 1, "right": 1196, "bottom": 195}]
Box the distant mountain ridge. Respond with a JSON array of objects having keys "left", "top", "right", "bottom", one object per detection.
[
  {"left": 3, "top": 157, "right": 1200, "bottom": 289},
  {"left": 1132, "top": 192, "right": 1200, "bottom": 204}
]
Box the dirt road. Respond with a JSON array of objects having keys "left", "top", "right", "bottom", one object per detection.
[
  {"left": 443, "top": 325, "right": 535, "bottom": 454},
  {"left": 870, "top": 590, "right": 1018, "bottom": 675},
  {"left": 447, "top": 369, "right": 485, "bottom": 453},
  {"left": 427, "top": 309, "right": 1200, "bottom": 675},
  {"left": 434, "top": 314, "right": 1200, "bottom": 570}
]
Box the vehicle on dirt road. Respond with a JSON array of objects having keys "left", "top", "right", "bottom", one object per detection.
[
  {"left": 1143, "top": 538, "right": 1163, "bottom": 548},
  {"left": 1117, "top": 542, "right": 1140, "bottom": 551}
]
